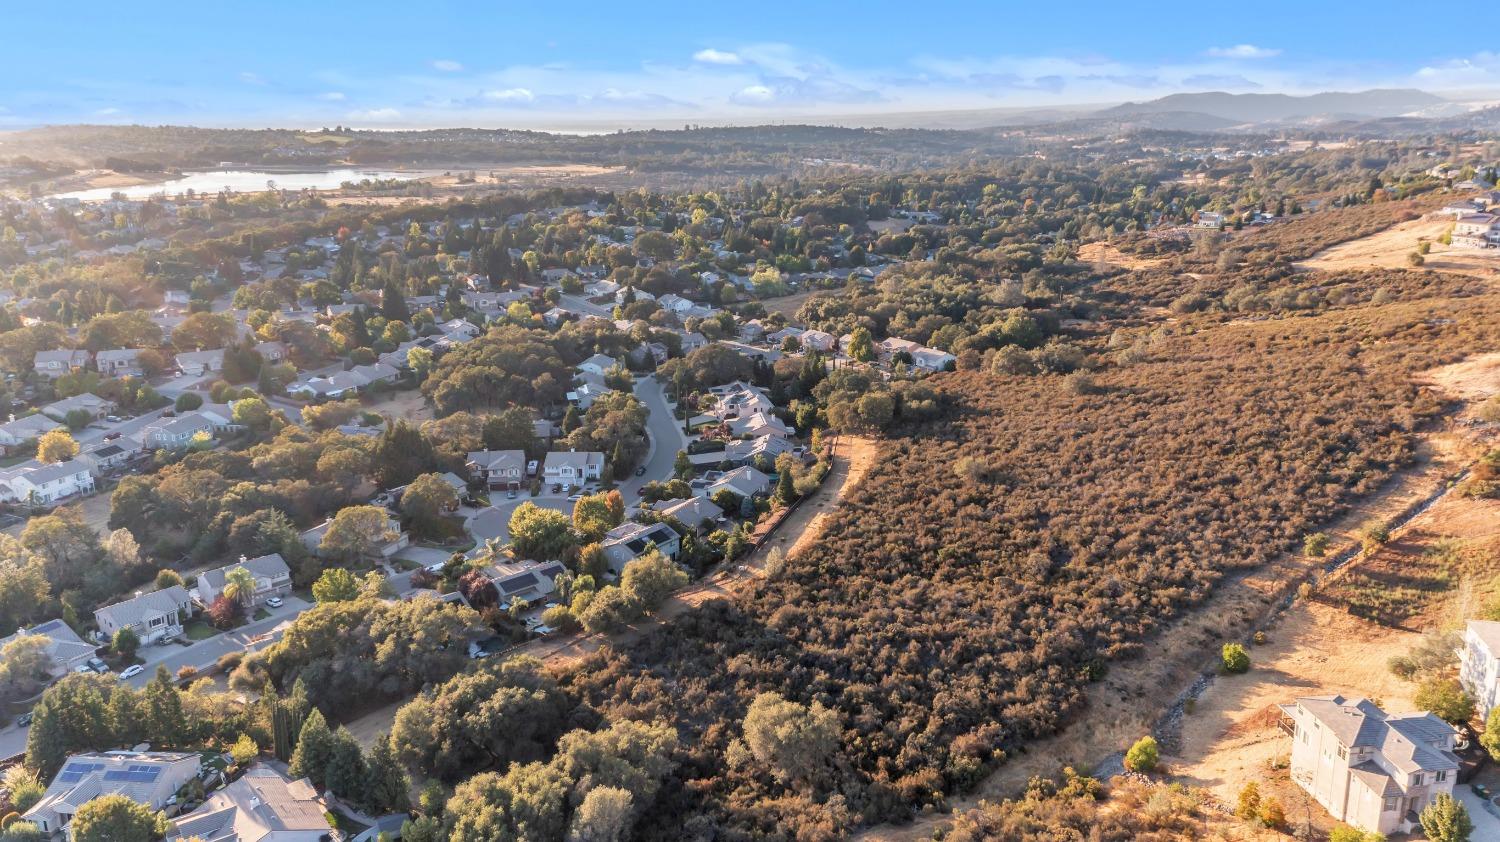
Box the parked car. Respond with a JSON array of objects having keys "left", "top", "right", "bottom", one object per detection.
[
  {"left": 265, "top": 596, "right": 284, "bottom": 608},
  {"left": 103, "top": 431, "right": 122, "bottom": 440},
  {"left": 635, "top": 466, "right": 647, "bottom": 476},
  {"left": 119, "top": 664, "right": 145, "bottom": 679},
  {"left": 16, "top": 712, "right": 32, "bottom": 727},
  {"left": 507, "top": 490, "right": 517, "bottom": 499},
  {"left": 567, "top": 493, "right": 583, "bottom": 502},
  {"left": 105, "top": 415, "right": 121, "bottom": 423},
  {"left": 425, "top": 562, "right": 446, "bottom": 574},
  {"left": 551, "top": 484, "right": 562, "bottom": 494},
  {"left": 87, "top": 657, "right": 108, "bottom": 673}
]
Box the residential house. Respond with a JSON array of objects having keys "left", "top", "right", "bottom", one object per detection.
[
  {"left": 1460, "top": 619, "right": 1500, "bottom": 719},
  {"left": 440, "top": 318, "right": 482, "bottom": 340},
  {"left": 600, "top": 521, "right": 681, "bottom": 577},
  {"left": 300, "top": 515, "right": 408, "bottom": 558},
  {"left": 879, "top": 337, "right": 956, "bottom": 372},
  {"left": 702, "top": 466, "right": 772, "bottom": 501},
  {"left": 26, "top": 751, "right": 202, "bottom": 837},
  {"left": 286, "top": 371, "right": 365, "bottom": 400},
  {"left": 542, "top": 451, "right": 605, "bottom": 488},
  {"left": 584, "top": 279, "right": 621, "bottom": 298},
  {"left": 95, "top": 348, "right": 145, "bottom": 377},
  {"left": 253, "top": 340, "right": 289, "bottom": 364},
  {"left": 350, "top": 361, "right": 401, "bottom": 386},
  {"left": 484, "top": 560, "right": 567, "bottom": 606},
  {"left": 657, "top": 293, "right": 695, "bottom": 314},
  {"left": 723, "top": 434, "right": 797, "bottom": 466},
  {"left": 1452, "top": 213, "right": 1500, "bottom": 248},
  {"left": 175, "top": 348, "right": 225, "bottom": 377},
  {"left": 0, "top": 414, "right": 61, "bottom": 453},
  {"left": 75, "top": 436, "right": 144, "bottom": 477},
  {"left": 651, "top": 496, "right": 724, "bottom": 530},
  {"left": 40, "top": 393, "right": 116, "bottom": 424},
  {"left": 93, "top": 585, "right": 192, "bottom": 645},
  {"left": 1280, "top": 695, "right": 1458, "bottom": 835},
  {"left": 168, "top": 764, "right": 331, "bottom": 842},
  {"left": 739, "top": 320, "right": 767, "bottom": 342},
  {"left": 0, "top": 459, "right": 96, "bottom": 504},
  {"left": 1438, "top": 199, "right": 1487, "bottom": 218},
  {"left": 1195, "top": 211, "right": 1225, "bottom": 229},
  {"left": 567, "top": 375, "right": 615, "bottom": 411},
  {"left": 0, "top": 619, "right": 96, "bottom": 677},
  {"left": 139, "top": 410, "right": 222, "bottom": 450},
  {"left": 197, "top": 553, "right": 293, "bottom": 608},
  {"left": 577, "top": 353, "right": 617, "bottom": 377},
  {"left": 467, "top": 450, "right": 527, "bottom": 490},
  {"left": 679, "top": 331, "right": 708, "bottom": 354},
  {"left": 33, "top": 349, "right": 90, "bottom": 379}
]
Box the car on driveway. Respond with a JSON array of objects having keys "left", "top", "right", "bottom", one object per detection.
[
  {"left": 265, "top": 596, "right": 284, "bottom": 608},
  {"left": 507, "top": 490, "right": 517, "bottom": 499},
  {"left": 120, "top": 664, "right": 144, "bottom": 679}
]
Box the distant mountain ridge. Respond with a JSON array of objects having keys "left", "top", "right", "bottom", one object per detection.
[{"left": 1097, "top": 89, "right": 1447, "bottom": 124}]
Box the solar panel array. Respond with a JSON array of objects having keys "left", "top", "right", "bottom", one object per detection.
[
  {"left": 55, "top": 762, "right": 104, "bottom": 784},
  {"left": 101, "top": 764, "right": 161, "bottom": 783}
]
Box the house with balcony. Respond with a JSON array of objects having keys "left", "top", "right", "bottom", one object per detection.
[
  {"left": 93, "top": 585, "right": 192, "bottom": 645},
  {"left": 0, "top": 459, "right": 96, "bottom": 505},
  {"left": 95, "top": 348, "right": 145, "bottom": 377},
  {"left": 1280, "top": 695, "right": 1459, "bottom": 835},
  {"left": 467, "top": 449, "right": 527, "bottom": 490}
]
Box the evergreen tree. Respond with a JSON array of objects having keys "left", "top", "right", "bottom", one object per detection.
[
  {"left": 774, "top": 465, "right": 796, "bottom": 505},
  {"left": 288, "top": 709, "right": 335, "bottom": 788},
  {"left": 366, "top": 732, "right": 411, "bottom": 813},
  {"left": 143, "top": 667, "right": 184, "bottom": 747},
  {"left": 382, "top": 278, "right": 410, "bottom": 322},
  {"left": 351, "top": 306, "right": 371, "bottom": 348},
  {"left": 323, "top": 726, "right": 369, "bottom": 801}
]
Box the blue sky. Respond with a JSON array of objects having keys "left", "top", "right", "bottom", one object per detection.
[{"left": 7, "top": 1, "right": 1500, "bottom": 129}]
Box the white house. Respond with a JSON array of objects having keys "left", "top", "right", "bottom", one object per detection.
[
  {"left": 174, "top": 348, "right": 225, "bottom": 377},
  {"left": 33, "top": 349, "right": 90, "bottom": 379},
  {"left": 0, "top": 459, "right": 96, "bottom": 504},
  {"left": 197, "top": 553, "right": 293, "bottom": 608},
  {"left": 94, "top": 585, "right": 192, "bottom": 645},
  {"left": 139, "top": 410, "right": 224, "bottom": 450},
  {"left": 95, "top": 348, "right": 145, "bottom": 377},
  {"left": 1280, "top": 695, "right": 1459, "bottom": 835},
  {"left": 1452, "top": 213, "right": 1500, "bottom": 248},
  {"left": 1460, "top": 619, "right": 1500, "bottom": 719},
  {"left": 26, "top": 751, "right": 202, "bottom": 837},
  {"left": 600, "top": 521, "right": 681, "bottom": 577},
  {"left": 577, "top": 353, "right": 617, "bottom": 377},
  {"left": 542, "top": 451, "right": 604, "bottom": 487}
]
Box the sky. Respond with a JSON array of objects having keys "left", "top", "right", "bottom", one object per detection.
[{"left": 8, "top": 1, "right": 1500, "bottom": 131}]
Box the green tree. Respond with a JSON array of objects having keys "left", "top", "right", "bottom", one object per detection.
[
  {"left": 1481, "top": 706, "right": 1500, "bottom": 760},
  {"left": 774, "top": 464, "right": 796, "bottom": 505},
  {"left": 566, "top": 786, "right": 634, "bottom": 842},
  {"left": 1221, "top": 642, "right": 1251, "bottom": 673},
  {"left": 1419, "top": 792, "right": 1473, "bottom": 842},
  {"left": 737, "top": 691, "right": 840, "bottom": 788},
  {"left": 324, "top": 725, "right": 369, "bottom": 801},
  {"left": 1123, "top": 735, "right": 1159, "bottom": 773},
  {"left": 571, "top": 492, "right": 623, "bottom": 543},
  {"left": 846, "top": 326, "right": 874, "bottom": 362},
  {"left": 318, "top": 505, "right": 396, "bottom": 566},
  {"left": 111, "top": 626, "right": 139, "bottom": 660},
  {"left": 620, "top": 550, "right": 688, "bottom": 610},
  {"left": 578, "top": 586, "right": 641, "bottom": 634},
  {"left": 1303, "top": 532, "right": 1330, "bottom": 558},
  {"left": 174, "top": 391, "right": 203, "bottom": 412},
  {"left": 69, "top": 793, "right": 169, "bottom": 842},
  {"left": 366, "top": 732, "right": 411, "bottom": 813},
  {"left": 229, "top": 733, "right": 259, "bottom": 766},
  {"left": 0, "top": 821, "right": 48, "bottom": 842},
  {"left": 221, "top": 565, "right": 256, "bottom": 605},
  {"left": 1414, "top": 678, "right": 1475, "bottom": 725},
  {"left": 312, "top": 568, "right": 360, "bottom": 603},
  {"left": 288, "top": 708, "right": 335, "bottom": 788},
  {"left": 142, "top": 666, "right": 184, "bottom": 747},
  {"left": 508, "top": 503, "right": 576, "bottom": 561},
  {"left": 673, "top": 450, "right": 692, "bottom": 480},
  {"left": 401, "top": 473, "right": 459, "bottom": 539}
]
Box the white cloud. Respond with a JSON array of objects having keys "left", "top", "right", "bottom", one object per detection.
[
  {"left": 238, "top": 71, "right": 267, "bottom": 85},
  {"left": 693, "top": 48, "right": 742, "bottom": 66},
  {"left": 481, "top": 88, "right": 535, "bottom": 103},
  {"left": 1205, "top": 44, "right": 1281, "bottom": 60},
  {"left": 317, "top": 91, "right": 346, "bottom": 101},
  {"left": 95, "top": 107, "right": 122, "bottom": 116},
  {"left": 431, "top": 59, "right": 463, "bottom": 72},
  {"left": 348, "top": 107, "right": 401, "bottom": 121}
]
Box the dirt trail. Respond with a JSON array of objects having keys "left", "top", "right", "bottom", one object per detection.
[{"left": 347, "top": 436, "right": 878, "bottom": 746}]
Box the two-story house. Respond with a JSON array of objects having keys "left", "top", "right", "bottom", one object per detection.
[
  {"left": 542, "top": 451, "right": 604, "bottom": 489},
  {"left": 174, "top": 348, "right": 225, "bottom": 378},
  {"left": 32, "top": 349, "right": 90, "bottom": 380},
  {"left": 467, "top": 449, "right": 527, "bottom": 490},
  {"left": 600, "top": 521, "right": 682, "bottom": 578},
  {"left": 95, "top": 348, "right": 145, "bottom": 377},
  {"left": 196, "top": 553, "right": 293, "bottom": 608},
  {"left": 93, "top": 585, "right": 193, "bottom": 645},
  {"left": 1281, "top": 695, "right": 1459, "bottom": 835},
  {"left": 1460, "top": 619, "right": 1500, "bottom": 719},
  {"left": 0, "top": 459, "right": 96, "bottom": 505}
]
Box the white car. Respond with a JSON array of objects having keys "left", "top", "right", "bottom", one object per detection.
[
  {"left": 119, "top": 664, "right": 145, "bottom": 679},
  {"left": 265, "top": 596, "right": 284, "bottom": 608}
]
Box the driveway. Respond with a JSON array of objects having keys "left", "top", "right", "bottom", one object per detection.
[
  {"left": 1457, "top": 784, "right": 1500, "bottom": 837},
  {"left": 464, "top": 497, "right": 572, "bottom": 548},
  {"left": 123, "top": 595, "right": 313, "bottom": 688}
]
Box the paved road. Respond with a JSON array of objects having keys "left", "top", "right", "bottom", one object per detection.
[
  {"left": 559, "top": 293, "right": 612, "bottom": 318},
  {"left": 73, "top": 404, "right": 174, "bottom": 445},
  {"left": 617, "top": 375, "right": 689, "bottom": 503}
]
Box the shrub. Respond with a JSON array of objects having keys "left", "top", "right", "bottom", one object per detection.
[
  {"left": 1258, "top": 795, "right": 1285, "bottom": 828},
  {"left": 1221, "top": 643, "right": 1250, "bottom": 674},
  {"left": 1360, "top": 521, "right": 1390, "bottom": 553},
  {"left": 1123, "top": 736, "right": 1158, "bottom": 773},
  {"left": 1414, "top": 677, "right": 1475, "bottom": 725},
  {"left": 1235, "top": 781, "right": 1260, "bottom": 820},
  {"left": 1303, "top": 532, "right": 1330, "bottom": 558}
]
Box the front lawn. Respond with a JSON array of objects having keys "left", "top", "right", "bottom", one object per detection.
[{"left": 183, "top": 621, "right": 219, "bottom": 641}]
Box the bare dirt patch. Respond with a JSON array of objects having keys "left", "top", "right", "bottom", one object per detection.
[
  {"left": 1420, "top": 351, "right": 1500, "bottom": 403},
  {"left": 1299, "top": 216, "right": 1500, "bottom": 281},
  {"left": 362, "top": 388, "right": 432, "bottom": 423},
  {"left": 1079, "top": 241, "right": 1166, "bottom": 271},
  {"left": 759, "top": 289, "right": 831, "bottom": 321}
]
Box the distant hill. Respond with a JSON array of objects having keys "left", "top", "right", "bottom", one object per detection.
[{"left": 1098, "top": 89, "right": 1447, "bottom": 124}]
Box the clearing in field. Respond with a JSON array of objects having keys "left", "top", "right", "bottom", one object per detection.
[
  {"left": 1078, "top": 240, "right": 1165, "bottom": 271},
  {"left": 1298, "top": 215, "right": 1500, "bottom": 281}
]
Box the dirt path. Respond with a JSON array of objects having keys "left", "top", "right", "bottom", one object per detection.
[
  {"left": 1298, "top": 215, "right": 1500, "bottom": 281},
  {"left": 347, "top": 436, "right": 878, "bottom": 746}
]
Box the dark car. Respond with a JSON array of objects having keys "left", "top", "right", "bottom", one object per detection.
[
  {"left": 635, "top": 466, "right": 647, "bottom": 476},
  {"left": 16, "top": 711, "right": 32, "bottom": 727}
]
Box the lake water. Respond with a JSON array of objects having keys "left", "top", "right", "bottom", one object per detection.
[{"left": 52, "top": 168, "right": 438, "bottom": 201}]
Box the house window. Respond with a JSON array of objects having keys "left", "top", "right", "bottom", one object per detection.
[
  {"left": 1383, "top": 797, "right": 1398, "bottom": 812},
  {"left": 1410, "top": 773, "right": 1423, "bottom": 786},
  {"left": 1436, "top": 771, "right": 1448, "bottom": 782},
  {"left": 1337, "top": 746, "right": 1346, "bottom": 760}
]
